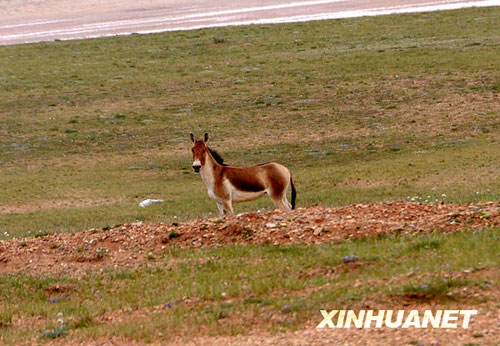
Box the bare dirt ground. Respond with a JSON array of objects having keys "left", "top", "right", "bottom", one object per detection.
[
  {"left": 1, "top": 0, "right": 498, "bottom": 45},
  {"left": 1, "top": 201, "right": 499, "bottom": 276}
]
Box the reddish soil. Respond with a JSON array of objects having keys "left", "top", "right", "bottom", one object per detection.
[{"left": 0, "top": 201, "right": 499, "bottom": 276}]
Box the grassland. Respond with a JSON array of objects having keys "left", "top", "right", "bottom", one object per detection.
[
  {"left": 1, "top": 7, "right": 499, "bottom": 238},
  {"left": 1, "top": 228, "right": 499, "bottom": 344},
  {"left": 1, "top": 6, "right": 500, "bottom": 344}
]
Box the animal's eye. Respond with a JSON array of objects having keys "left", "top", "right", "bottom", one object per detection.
[{"left": 202, "top": 149, "right": 206, "bottom": 153}]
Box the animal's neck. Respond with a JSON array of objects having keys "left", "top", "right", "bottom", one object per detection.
[{"left": 200, "top": 154, "right": 219, "bottom": 188}]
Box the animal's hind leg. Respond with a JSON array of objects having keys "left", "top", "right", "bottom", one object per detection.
[
  {"left": 283, "top": 195, "right": 292, "bottom": 210},
  {"left": 271, "top": 194, "right": 291, "bottom": 211},
  {"left": 268, "top": 169, "right": 292, "bottom": 211}
]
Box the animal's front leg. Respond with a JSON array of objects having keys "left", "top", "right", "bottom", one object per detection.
[
  {"left": 216, "top": 202, "right": 225, "bottom": 216},
  {"left": 222, "top": 200, "right": 234, "bottom": 216}
]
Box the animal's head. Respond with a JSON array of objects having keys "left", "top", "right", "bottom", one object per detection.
[{"left": 190, "top": 133, "right": 209, "bottom": 173}]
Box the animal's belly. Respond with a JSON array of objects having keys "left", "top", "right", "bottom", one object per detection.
[{"left": 231, "top": 188, "right": 266, "bottom": 202}]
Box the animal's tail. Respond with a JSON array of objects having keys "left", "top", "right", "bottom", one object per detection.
[{"left": 290, "top": 176, "right": 296, "bottom": 210}]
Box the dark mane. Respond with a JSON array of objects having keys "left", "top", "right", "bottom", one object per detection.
[{"left": 208, "top": 147, "right": 228, "bottom": 166}]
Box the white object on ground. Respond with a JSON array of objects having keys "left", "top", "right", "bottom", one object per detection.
[{"left": 139, "top": 199, "right": 164, "bottom": 208}]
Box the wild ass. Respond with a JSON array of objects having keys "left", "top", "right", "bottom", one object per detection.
[{"left": 190, "top": 133, "right": 296, "bottom": 216}]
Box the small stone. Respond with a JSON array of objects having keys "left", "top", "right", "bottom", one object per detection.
[
  {"left": 342, "top": 255, "right": 359, "bottom": 263},
  {"left": 163, "top": 302, "right": 174, "bottom": 309}
]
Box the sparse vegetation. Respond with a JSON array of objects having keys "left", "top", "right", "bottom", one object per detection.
[
  {"left": 0, "top": 310, "right": 12, "bottom": 329},
  {"left": 40, "top": 326, "right": 69, "bottom": 339},
  {"left": 0, "top": 228, "right": 499, "bottom": 343},
  {"left": 401, "top": 277, "right": 471, "bottom": 302},
  {"left": 168, "top": 231, "right": 179, "bottom": 239}
]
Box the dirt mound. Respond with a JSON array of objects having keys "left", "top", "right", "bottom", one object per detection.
[{"left": 0, "top": 202, "right": 498, "bottom": 276}]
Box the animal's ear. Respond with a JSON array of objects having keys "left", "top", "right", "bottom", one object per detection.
[
  {"left": 204, "top": 133, "right": 209, "bottom": 142},
  {"left": 190, "top": 133, "right": 195, "bottom": 142}
]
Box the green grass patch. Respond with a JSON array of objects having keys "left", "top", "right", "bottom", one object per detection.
[{"left": 0, "top": 7, "right": 500, "bottom": 238}]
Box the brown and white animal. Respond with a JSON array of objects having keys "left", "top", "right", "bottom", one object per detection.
[{"left": 190, "top": 133, "right": 296, "bottom": 216}]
